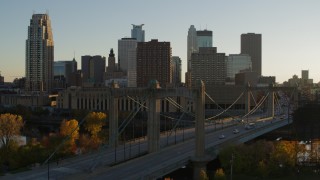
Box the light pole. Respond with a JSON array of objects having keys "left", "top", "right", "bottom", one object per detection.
[
  {"left": 230, "top": 153, "right": 234, "bottom": 180},
  {"left": 47, "top": 158, "right": 49, "bottom": 180}
]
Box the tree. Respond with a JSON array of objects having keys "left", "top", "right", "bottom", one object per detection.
[
  {"left": 59, "top": 119, "right": 79, "bottom": 153},
  {"left": 0, "top": 113, "right": 24, "bottom": 148},
  {"left": 84, "top": 112, "right": 106, "bottom": 138},
  {"left": 214, "top": 168, "right": 226, "bottom": 180},
  {"left": 60, "top": 119, "right": 79, "bottom": 144},
  {"left": 199, "top": 169, "right": 209, "bottom": 180},
  {"left": 269, "top": 140, "right": 297, "bottom": 177}
]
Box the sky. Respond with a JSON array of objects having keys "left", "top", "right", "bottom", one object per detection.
[{"left": 1, "top": 0, "right": 320, "bottom": 83}]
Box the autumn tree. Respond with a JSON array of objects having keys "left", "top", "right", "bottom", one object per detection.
[
  {"left": 219, "top": 140, "right": 274, "bottom": 176},
  {"left": 0, "top": 113, "right": 24, "bottom": 148},
  {"left": 59, "top": 119, "right": 79, "bottom": 153},
  {"left": 214, "top": 168, "right": 226, "bottom": 180},
  {"left": 199, "top": 169, "right": 209, "bottom": 180},
  {"left": 268, "top": 140, "right": 297, "bottom": 177},
  {"left": 84, "top": 112, "right": 106, "bottom": 141},
  {"left": 84, "top": 112, "right": 106, "bottom": 136}
]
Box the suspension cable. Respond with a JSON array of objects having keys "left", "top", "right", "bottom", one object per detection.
[
  {"left": 205, "top": 91, "right": 242, "bottom": 120},
  {"left": 205, "top": 92, "right": 244, "bottom": 121},
  {"left": 242, "top": 92, "right": 269, "bottom": 118},
  {"left": 250, "top": 91, "right": 257, "bottom": 106}
]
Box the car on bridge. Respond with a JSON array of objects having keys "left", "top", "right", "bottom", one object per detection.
[
  {"left": 245, "top": 123, "right": 255, "bottom": 130},
  {"left": 233, "top": 129, "right": 240, "bottom": 134},
  {"left": 219, "top": 134, "right": 226, "bottom": 139}
]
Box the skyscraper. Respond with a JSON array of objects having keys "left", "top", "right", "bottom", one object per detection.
[
  {"left": 301, "top": 70, "right": 309, "bottom": 80},
  {"left": 81, "top": 55, "right": 106, "bottom": 84},
  {"left": 53, "top": 59, "right": 77, "bottom": 88},
  {"left": 187, "top": 25, "right": 198, "bottom": 71},
  {"left": 118, "top": 38, "right": 137, "bottom": 87},
  {"left": 241, "top": 33, "right": 262, "bottom": 76},
  {"left": 25, "top": 14, "right": 54, "bottom": 92},
  {"left": 197, "top": 30, "right": 212, "bottom": 48},
  {"left": 171, "top": 56, "right": 182, "bottom": 86},
  {"left": 191, "top": 47, "right": 226, "bottom": 86},
  {"left": 118, "top": 38, "right": 137, "bottom": 72},
  {"left": 137, "top": 39, "right": 172, "bottom": 87},
  {"left": 226, "top": 54, "right": 252, "bottom": 83},
  {"left": 131, "top": 24, "right": 145, "bottom": 42}
]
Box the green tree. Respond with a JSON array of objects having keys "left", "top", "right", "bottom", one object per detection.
[
  {"left": 0, "top": 113, "right": 24, "bottom": 148},
  {"left": 219, "top": 140, "right": 274, "bottom": 176}
]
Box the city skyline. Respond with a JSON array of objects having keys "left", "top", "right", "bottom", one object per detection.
[{"left": 1, "top": 0, "right": 320, "bottom": 83}]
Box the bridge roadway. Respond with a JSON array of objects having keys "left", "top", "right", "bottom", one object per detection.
[
  {"left": 3, "top": 115, "right": 290, "bottom": 180},
  {"left": 75, "top": 117, "right": 291, "bottom": 180}
]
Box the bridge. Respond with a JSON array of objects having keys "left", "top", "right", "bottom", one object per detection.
[{"left": 3, "top": 81, "right": 296, "bottom": 180}]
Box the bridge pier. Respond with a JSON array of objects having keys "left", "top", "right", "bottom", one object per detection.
[
  {"left": 245, "top": 89, "right": 251, "bottom": 115},
  {"left": 147, "top": 80, "right": 161, "bottom": 153},
  {"left": 147, "top": 95, "right": 160, "bottom": 153},
  {"left": 192, "top": 159, "right": 209, "bottom": 180},
  {"left": 192, "top": 80, "right": 210, "bottom": 180},
  {"left": 109, "top": 82, "right": 119, "bottom": 147},
  {"left": 268, "top": 91, "right": 274, "bottom": 117}
]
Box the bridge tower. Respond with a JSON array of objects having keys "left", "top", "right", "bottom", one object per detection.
[
  {"left": 109, "top": 82, "right": 119, "bottom": 147},
  {"left": 147, "top": 80, "right": 161, "bottom": 153},
  {"left": 109, "top": 81, "right": 119, "bottom": 147},
  {"left": 245, "top": 87, "right": 251, "bottom": 115},
  {"left": 192, "top": 80, "right": 210, "bottom": 180},
  {"left": 267, "top": 90, "right": 275, "bottom": 117}
]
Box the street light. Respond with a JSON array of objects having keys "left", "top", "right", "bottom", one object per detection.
[{"left": 230, "top": 153, "right": 234, "bottom": 180}]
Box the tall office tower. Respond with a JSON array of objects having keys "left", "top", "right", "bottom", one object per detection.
[
  {"left": 137, "top": 39, "right": 172, "bottom": 87},
  {"left": 241, "top": 33, "right": 262, "bottom": 76},
  {"left": 118, "top": 38, "right": 137, "bottom": 72},
  {"left": 131, "top": 24, "right": 145, "bottom": 42},
  {"left": 25, "top": 14, "right": 54, "bottom": 92},
  {"left": 187, "top": 25, "right": 198, "bottom": 71},
  {"left": 226, "top": 54, "right": 252, "bottom": 82},
  {"left": 191, "top": 47, "right": 226, "bottom": 86},
  {"left": 301, "top": 70, "right": 309, "bottom": 80},
  {"left": 53, "top": 59, "right": 77, "bottom": 88},
  {"left": 81, "top": 55, "right": 106, "bottom": 83},
  {"left": 171, "top": 56, "right": 182, "bottom": 86},
  {"left": 197, "top": 30, "right": 212, "bottom": 48},
  {"left": 127, "top": 48, "right": 137, "bottom": 87}
]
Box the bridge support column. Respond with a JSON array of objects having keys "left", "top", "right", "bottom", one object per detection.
[
  {"left": 147, "top": 80, "right": 161, "bottom": 153},
  {"left": 268, "top": 91, "right": 274, "bottom": 117},
  {"left": 192, "top": 80, "right": 210, "bottom": 180},
  {"left": 192, "top": 160, "right": 208, "bottom": 180},
  {"left": 293, "top": 91, "right": 298, "bottom": 109},
  {"left": 245, "top": 89, "right": 251, "bottom": 115},
  {"left": 109, "top": 82, "right": 119, "bottom": 147}
]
